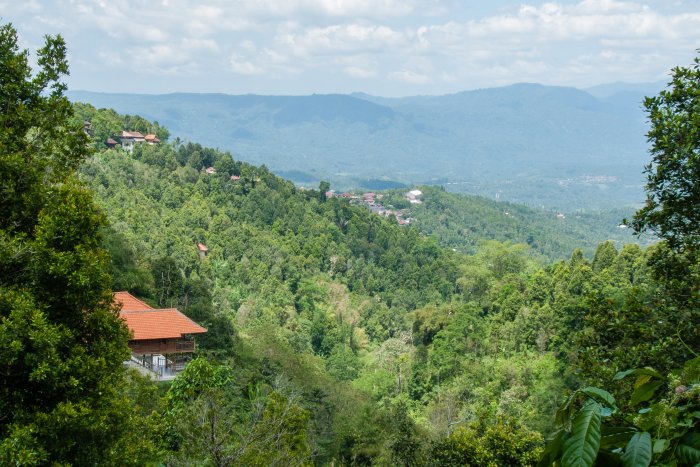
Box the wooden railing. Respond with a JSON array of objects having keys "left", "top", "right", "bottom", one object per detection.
[{"left": 176, "top": 340, "right": 195, "bottom": 351}]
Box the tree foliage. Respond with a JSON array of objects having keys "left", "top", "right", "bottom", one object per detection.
[
  {"left": 432, "top": 419, "right": 543, "bottom": 467},
  {"left": 10, "top": 20, "right": 700, "bottom": 467},
  {"left": 633, "top": 54, "right": 700, "bottom": 251},
  {"left": 0, "top": 22, "right": 155, "bottom": 465},
  {"left": 540, "top": 52, "right": 700, "bottom": 467},
  {"left": 540, "top": 359, "right": 700, "bottom": 466}
]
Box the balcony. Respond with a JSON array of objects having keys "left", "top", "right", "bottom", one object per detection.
[{"left": 176, "top": 340, "right": 195, "bottom": 351}]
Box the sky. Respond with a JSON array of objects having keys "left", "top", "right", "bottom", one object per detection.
[{"left": 2, "top": 0, "right": 700, "bottom": 96}]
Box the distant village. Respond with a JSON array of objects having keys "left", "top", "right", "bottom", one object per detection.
[
  {"left": 83, "top": 121, "right": 161, "bottom": 152},
  {"left": 84, "top": 120, "right": 579, "bottom": 228},
  {"left": 324, "top": 188, "right": 424, "bottom": 226}
]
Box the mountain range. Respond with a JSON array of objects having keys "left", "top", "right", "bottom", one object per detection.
[{"left": 68, "top": 81, "right": 666, "bottom": 210}]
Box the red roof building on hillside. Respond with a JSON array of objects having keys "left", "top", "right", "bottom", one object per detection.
[
  {"left": 120, "top": 309, "right": 207, "bottom": 340},
  {"left": 119, "top": 130, "right": 145, "bottom": 153},
  {"left": 114, "top": 291, "right": 207, "bottom": 377},
  {"left": 114, "top": 291, "right": 154, "bottom": 311},
  {"left": 125, "top": 130, "right": 145, "bottom": 139},
  {"left": 144, "top": 134, "right": 160, "bottom": 144}
]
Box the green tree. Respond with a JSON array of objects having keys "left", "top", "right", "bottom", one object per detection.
[
  {"left": 591, "top": 240, "right": 617, "bottom": 272},
  {"left": 541, "top": 53, "right": 700, "bottom": 467},
  {"left": 629, "top": 54, "right": 700, "bottom": 378},
  {"left": 152, "top": 256, "right": 184, "bottom": 308},
  {"left": 167, "top": 360, "right": 312, "bottom": 467},
  {"left": 432, "top": 419, "right": 543, "bottom": 467},
  {"left": 633, "top": 54, "right": 700, "bottom": 251},
  {"left": 383, "top": 398, "right": 427, "bottom": 466},
  {"left": 318, "top": 180, "right": 331, "bottom": 202},
  {"left": 0, "top": 23, "right": 155, "bottom": 464},
  {"left": 540, "top": 360, "right": 700, "bottom": 467}
]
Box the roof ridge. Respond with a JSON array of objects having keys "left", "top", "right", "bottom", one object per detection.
[
  {"left": 120, "top": 307, "right": 182, "bottom": 313},
  {"left": 114, "top": 291, "right": 155, "bottom": 311}
]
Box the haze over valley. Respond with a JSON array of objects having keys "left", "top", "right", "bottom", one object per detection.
[{"left": 70, "top": 80, "right": 662, "bottom": 210}]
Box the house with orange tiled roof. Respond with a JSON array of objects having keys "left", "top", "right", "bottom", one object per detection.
[
  {"left": 114, "top": 291, "right": 207, "bottom": 379},
  {"left": 119, "top": 130, "right": 160, "bottom": 152},
  {"left": 114, "top": 291, "right": 154, "bottom": 312}
]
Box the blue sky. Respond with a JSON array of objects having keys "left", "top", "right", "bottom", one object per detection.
[{"left": 3, "top": 0, "right": 699, "bottom": 96}]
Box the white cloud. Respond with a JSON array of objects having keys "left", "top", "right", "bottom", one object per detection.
[
  {"left": 240, "top": 0, "right": 422, "bottom": 19},
  {"left": 389, "top": 69, "right": 430, "bottom": 84},
  {"left": 335, "top": 55, "right": 378, "bottom": 78},
  {"left": 3, "top": 0, "right": 700, "bottom": 94},
  {"left": 229, "top": 54, "right": 265, "bottom": 75},
  {"left": 570, "top": 0, "right": 643, "bottom": 14},
  {"left": 458, "top": 1, "right": 700, "bottom": 41},
  {"left": 401, "top": 1, "right": 700, "bottom": 89},
  {"left": 343, "top": 65, "right": 377, "bottom": 78},
  {"left": 279, "top": 24, "right": 405, "bottom": 58},
  {"left": 310, "top": 0, "right": 416, "bottom": 17}
]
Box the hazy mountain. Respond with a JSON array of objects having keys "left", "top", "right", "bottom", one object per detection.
[
  {"left": 69, "top": 82, "right": 659, "bottom": 209},
  {"left": 584, "top": 80, "right": 666, "bottom": 100}
]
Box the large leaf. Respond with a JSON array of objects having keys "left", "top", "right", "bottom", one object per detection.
[
  {"left": 581, "top": 387, "right": 617, "bottom": 410},
  {"left": 652, "top": 438, "right": 669, "bottom": 454},
  {"left": 621, "top": 432, "right": 651, "bottom": 467},
  {"left": 633, "top": 374, "right": 653, "bottom": 389},
  {"left": 538, "top": 429, "right": 565, "bottom": 467},
  {"left": 613, "top": 368, "right": 663, "bottom": 381},
  {"left": 630, "top": 381, "right": 663, "bottom": 406},
  {"left": 677, "top": 433, "right": 700, "bottom": 465},
  {"left": 562, "top": 401, "right": 602, "bottom": 467},
  {"left": 600, "top": 426, "right": 637, "bottom": 450},
  {"left": 555, "top": 392, "right": 577, "bottom": 429}
]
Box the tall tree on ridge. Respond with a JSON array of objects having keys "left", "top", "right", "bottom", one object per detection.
[{"left": 0, "top": 23, "right": 155, "bottom": 464}]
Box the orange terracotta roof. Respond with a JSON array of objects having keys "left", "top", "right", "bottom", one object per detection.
[
  {"left": 197, "top": 242, "right": 208, "bottom": 252},
  {"left": 113, "top": 291, "right": 207, "bottom": 340},
  {"left": 120, "top": 309, "right": 207, "bottom": 340},
  {"left": 114, "top": 291, "right": 154, "bottom": 311}
]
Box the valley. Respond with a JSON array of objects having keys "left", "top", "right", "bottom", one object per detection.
[{"left": 69, "top": 81, "right": 661, "bottom": 210}]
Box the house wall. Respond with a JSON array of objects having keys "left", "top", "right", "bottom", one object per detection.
[
  {"left": 121, "top": 139, "right": 134, "bottom": 153},
  {"left": 128, "top": 338, "right": 195, "bottom": 355}
]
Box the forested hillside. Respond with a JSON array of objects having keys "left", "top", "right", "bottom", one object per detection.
[
  {"left": 3, "top": 23, "right": 698, "bottom": 465},
  {"left": 379, "top": 186, "right": 646, "bottom": 261},
  {"left": 68, "top": 102, "right": 699, "bottom": 464},
  {"left": 68, "top": 83, "right": 651, "bottom": 210}
]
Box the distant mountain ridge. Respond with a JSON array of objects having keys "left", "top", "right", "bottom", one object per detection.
[
  {"left": 584, "top": 81, "right": 666, "bottom": 99},
  {"left": 68, "top": 81, "right": 663, "bottom": 210}
]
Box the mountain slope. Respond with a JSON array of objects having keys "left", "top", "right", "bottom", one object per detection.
[
  {"left": 73, "top": 105, "right": 677, "bottom": 465},
  {"left": 69, "top": 83, "right": 655, "bottom": 210},
  {"left": 380, "top": 186, "right": 646, "bottom": 261}
]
